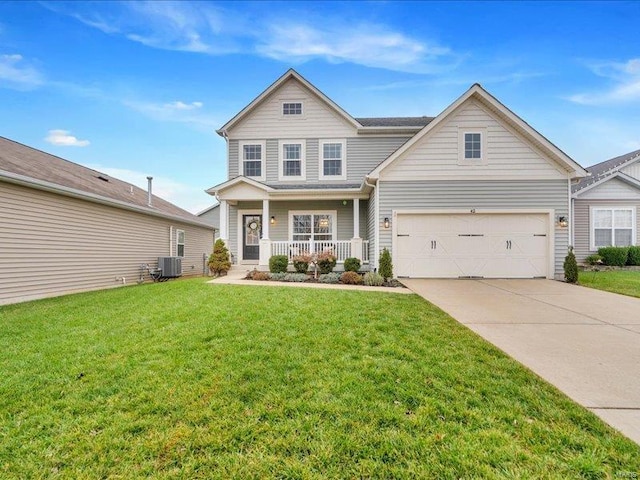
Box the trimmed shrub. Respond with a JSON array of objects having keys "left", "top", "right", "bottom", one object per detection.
[
  {"left": 252, "top": 271, "right": 270, "bottom": 281},
  {"left": 319, "top": 273, "right": 341, "bottom": 284},
  {"left": 627, "top": 246, "right": 640, "bottom": 266},
  {"left": 343, "top": 257, "right": 361, "bottom": 273},
  {"left": 379, "top": 248, "right": 393, "bottom": 281},
  {"left": 283, "top": 273, "right": 308, "bottom": 282},
  {"left": 584, "top": 254, "right": 603, "bottom": 266},
  {"left": 317, "top": 250, "right": 337, "bottom": 274},
  {"left": 340, "top": 271, "right": 362, "bottom": 285},
  {"left": 598, "top": 246, "right": 629, "bottom": 267},
  {"left": 563, "top": 246, "right": 578, "bottom": 284},
  {"left": 292, "top": 253, "right": 311, "bottom": 273},
  {"left": 208, "top": 239, "right": 231, "bottom": 276},
  {"left": 269, "top": 272, "right": 287, "bottom": 281},
  {"left": 269, "top": 255, "right": 289, "bottom": 273},
  {"left": 363, "top": 271, "right": 384, "bottom": 286}
]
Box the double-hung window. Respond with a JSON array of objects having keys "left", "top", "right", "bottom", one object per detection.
[
  {"left": 176, "top": 230, "right": 185, "bottom": 257},
  {"left": 291, "top": 211, "right": 336, "bottom": 243},
  {"left": 239, "top": 141, "right": 265, "bottom": 181},
  {"left": 319, "top": 139, "right": 346, "bottom": 180},
  {"left": 591, "top": 207, "right": 636, "bottom": 249},
  {"left": 279, "top": 140, "right": 305, "bottom": 180}
]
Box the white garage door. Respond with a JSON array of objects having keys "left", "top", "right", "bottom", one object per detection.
[{"left": 395, "top": 213, "right": 549, "bottom": 278}]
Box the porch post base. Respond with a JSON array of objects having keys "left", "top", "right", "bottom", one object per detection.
[
  {"left": 259, "top": 239, "right": 271, "bottom": 267},
  {"left": 351, "top": 237, "right": 363, "bottom": 261}
]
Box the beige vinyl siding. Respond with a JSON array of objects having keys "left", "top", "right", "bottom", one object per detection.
[
  {"left": 378, "top": 179, "right": 569, "bottom": 278},
  {"left": 0, "top": 182, "right": 213, "bottom": 305},
  {"left": 573, "top": 199, "right": 640, "bottom": 261},
  {"left": 621, "top": 161, "right": 640, "bottom": 181},
  {"left": 578, "top": 177, "right": 640, "bottom": 200},
  {"left": 229, "top": 79, "right": 357, "bottom": 140},
  {"left": 381, "top": 101, "right": 567, "bottom": 181}
]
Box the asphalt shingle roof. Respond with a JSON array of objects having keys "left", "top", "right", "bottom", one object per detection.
[
  {"left": 572, "top": 148, "right": 640, "bottom": 193},
  {"left": 0, "top": 136, "right": 206, "bottom": 224},
  {"left": 356, "top": 117, "right": 435, "bottom": 127}
]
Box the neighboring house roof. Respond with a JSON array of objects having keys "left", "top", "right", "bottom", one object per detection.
[
  {"left": 367, "top": 84, "right": 588, "bottom": 181},
  {"left": 0, "top": 136, "right": 211, "bottom": 228},
  {"left": 572, "top": 148, "right": 640, "bottom": 195},
  {"left": 217, "top": 69, "right": 362, "bottom": 134},
  {"left": 196, "top": 203, "right": 219, "bottom": 216},
  {"left": 356, "top": 117, "right": 435, "bottom": 127}
]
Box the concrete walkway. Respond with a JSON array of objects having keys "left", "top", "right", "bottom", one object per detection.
[{"left": 401, "top": 278, "right": 640, "bottom": 445}]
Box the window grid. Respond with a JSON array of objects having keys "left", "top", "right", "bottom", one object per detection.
[
  {"left": 283, "top": 143, "right": 302, "bottom": 177},
  {"left": 242, "top": 144, "right": 262, "bottom": 178},
  {"left": 292, "top": 214, "right": 333, "bottom": 242},
  {"left": 464, "top": 133, "right": 482, "bottom": 159},
  {"left": 283, "top": 102, "right": 302, "bottom": 115},
  {"left": 322, "top": 143, "right": 342, "bottom": 176}
]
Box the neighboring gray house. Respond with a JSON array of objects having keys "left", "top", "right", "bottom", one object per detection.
[
  {"left": 572, "top": 149, "right": 640, "bottom": 261},
  {"left": 197, "top": 203, "right": 220, "bottom": 240},
  {"left": 207, "top": 69, "right": 587, "bottom": 279},
  {"left": 0, "top": 136, "right": 214, "bottom": 305}
]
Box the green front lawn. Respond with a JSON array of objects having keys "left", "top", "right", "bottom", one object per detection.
[
  {"left": 579, "top": 270, "right": 640, "bottom": 298},
  {"left": 1, "top": 279, "right": 638, "bottom": 478}
]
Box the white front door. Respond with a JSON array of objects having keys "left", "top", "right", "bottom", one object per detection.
[{"left": 395, "top": 213, "right": 550, "bottom": 278}]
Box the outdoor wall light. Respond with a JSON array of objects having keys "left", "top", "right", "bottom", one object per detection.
[
  {"left": 384, "top": 217, "right": 390, "bottom": 229},
  {"left": 270, "top": 215, "right": 276, "bottom": 225},
  {"left": 558, "top": 216, "right": 568, "bottom": 228}
]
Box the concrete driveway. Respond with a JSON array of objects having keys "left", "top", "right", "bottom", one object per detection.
[{"left": 402, "top": 278, "right": 640, "bottom": 444}]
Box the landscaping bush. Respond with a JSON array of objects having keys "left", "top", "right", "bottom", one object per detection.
[
  {"left": 269, "top": 255, "right": 289, "bottom": 273},
  {"left": 563, "top": 246, "right": 578, "bottom": 284},
  {"left": 269, "top": 272, "right": 287, "bottom": 281},
  {"left": 363, "top": 271, "right": 384, "bottom": 286},
  {"left": 317, "top": 250, "right": 337, "bottom": 274},
  {"left": 598, "top": 247, "right": 629, "bottom": 267},
  {"left": 318, "top": 273, "right": 341, "bottom": 284},
  {"left": 283, "top": 273, "right": 308, "bottom": 282},
  {"left": 584, "top": 254, "right": 603, "bottom": 266},
  {"left": 379, "top": 248, "right": 393, "bottom": 281},
  {"left": 627, "top": 246, "right": 640, "bottom": 266},
  {"left": 208, "top": 239, "right": 231, "bottom": 276},
  {"left": 343, "top": 257, "right": 361, "bottom": 273},
  {"left": 292, "top": 253, "right": 311, "bottom": 273},
  {"left": 340, "top": 271, "right": 362, "bottom": 285},
  {"left": 252, "top": 271, "right": 270, "bottom": 281}
]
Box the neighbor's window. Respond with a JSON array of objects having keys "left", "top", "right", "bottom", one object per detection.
[
  {"left": 592, "top": 208, "right": 635, "bottom": 248},
  {"left": 242, "top": 143, "right": 263, "bottom": 178},
  {"left": 176, "top": 230, "right": 185, "bottom": 257},
  {"left": 320, "top": 140, "right": 346, "bottom": 179},
  {"left": 283, "top": 102, "right": 303, "bottom": 115},
  {"left": 464, "top": 133, "right": 482, "bottom": 159},
  {"left": 291, "top": 213, "right": 334, "bottom": 242},
  {"left": 280, "top": 141, "right": 305, "bottom": 179}
]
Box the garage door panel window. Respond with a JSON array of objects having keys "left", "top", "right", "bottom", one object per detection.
[{"left": 592, "top": 208, "right": 635, "bottom": 248}]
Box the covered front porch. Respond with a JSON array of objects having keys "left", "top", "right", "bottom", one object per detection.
[{"left": 207, "top": 177, "right": 372, "bottom": 269}]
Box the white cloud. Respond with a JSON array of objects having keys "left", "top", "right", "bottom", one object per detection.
[
  {"left": 45, "top": 129, "right": 90, "bottom": 147},
  {"left": 0, "top": 54, "right": 44, "bottom": 89},
  {"left": 164, "top": 100, "right": 203, "bottom": 110},
  {"left": 86, "top": 165, "right": 213, "bottom": 214},
  {"left": 122, "top": 98, "right": 217, "bottom": 129},
  {"left": 568, "top": 58, "right": 640, "bottom": 105}
]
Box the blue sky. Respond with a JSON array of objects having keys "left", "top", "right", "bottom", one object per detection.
[{"left": 1, "top": 1, "right": 639, "bottom": 213}]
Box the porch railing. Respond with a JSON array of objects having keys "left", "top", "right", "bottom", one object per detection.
[{"left": 271, "top": 240, "right": 369, "bottom": 264}]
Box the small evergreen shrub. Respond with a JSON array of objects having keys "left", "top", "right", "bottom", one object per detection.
[
  {"left": 563, "top": 246, "right": 578, "bottom": 284},
  {"left": 363, "top": 271, "right": 384, "bottom": 286},
  {"left": 283, "top": 273, "right": 308, "bottom": 282},
  {"left": 379, "top": 248, "right": 393, "bottom": 281},
  {"left": 292, "top": 253, "right": 311, "bottom": 273},
  {"left": 627, "top": 246, "right": 640, "bottom": 266},
  {"left": 343, "top": 257, "right": 361, "bottom": 273},
  {"left": 340, "top": 271, "right": 362, "bottom": 285},
  {"left": 269, "top": 272, "right": 287, "bottom": 281},
  {"left": 317, "top": 250, "right": 337, "bottom": 274},
  {"left": 319, "top": 273, "right": 341, "bottom": 284},
  {"left": 208, "top": 239, "right": 231, "bottom": 276},
  {"left": 269, "top": 255, "right": 289, "bottom": 273},
  {"left": 584, "top": 254, "right": 603, "bottom": 266},
  {"left": 252, "top": 271, "right": 270, "bottom": 281},
  {"left": 597, "top": 247, "right": 629, "bottom": 267}
]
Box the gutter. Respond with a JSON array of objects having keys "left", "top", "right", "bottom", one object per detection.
[{"left": 0, "top": 169, "right": 213, "bottom": 230}]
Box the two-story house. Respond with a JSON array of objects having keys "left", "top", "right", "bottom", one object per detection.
[{"left": 207, "top": 69, "right": 587, "bottom": 279}]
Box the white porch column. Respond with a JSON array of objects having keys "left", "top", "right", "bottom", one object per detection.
[
  {"left": 219, "top": 200, "right": 228, "bottom": 241},
  {"left": 259, "top": 199, "right": 271, "bottom": 268},
  {"left": 351, "top": 198, "right": 362, "bottom": 260}
]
